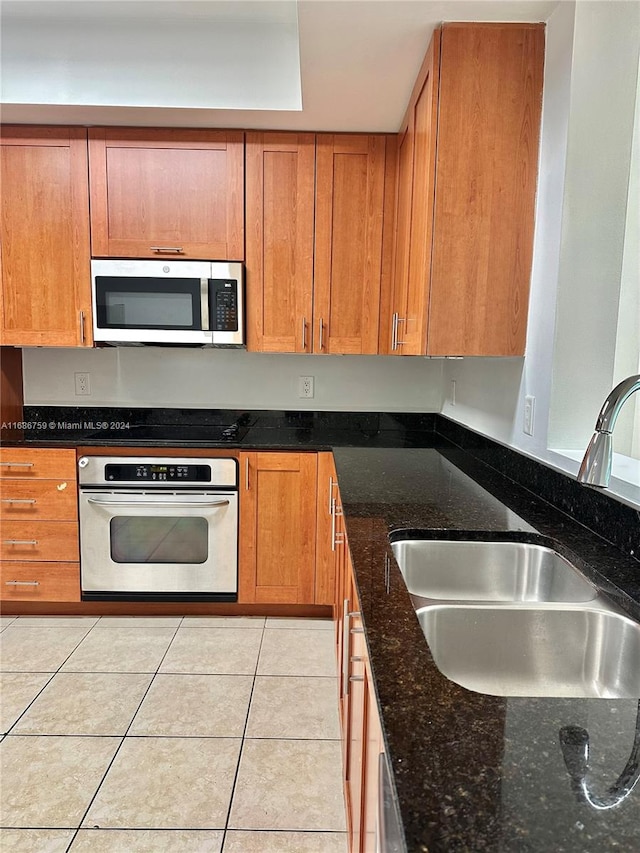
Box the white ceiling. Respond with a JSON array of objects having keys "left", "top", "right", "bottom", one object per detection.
[{"left": 1, "top": 0, "right": 559, "bottom": 131}]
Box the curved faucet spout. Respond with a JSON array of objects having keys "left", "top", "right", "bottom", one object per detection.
[
  {"left": 559, "top": 701, "right": 640, "bottom": 810},
  {"left": 577, "top": 374, "right": 640, "bottom": 488}
]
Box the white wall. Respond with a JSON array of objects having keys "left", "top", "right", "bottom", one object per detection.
[
  {"left": 548, "top": 0, "right": 640, "bottom": 452},
  {"left": 1, "top": 2, "right": 301, "bottom": 111},
  {"left": 22, "top": 348, "right": 444, "bottom": 413},
  {"left": 441, "top": 1, "right": 640, "bottom": 511}
]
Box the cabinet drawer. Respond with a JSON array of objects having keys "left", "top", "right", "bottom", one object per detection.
[
  {"left": 0, "top": 480, "right": 78, "bottom": 521},
  {"left": 1, "top": 521, "right": 79, "bottom": 562},
  {"left": 0, "top": 448, "right": 77, "bottom": 480},
  {"left": 0, "top": 561, "right": 80, "bottom": 602}
]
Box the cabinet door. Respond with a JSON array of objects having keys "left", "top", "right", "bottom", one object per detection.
[
  {"left": 314, "top": 135, "right": 386, "bottom": 354},
  {"left": 246, "top": 132, "right": 315, "bottom": 352},
  {"left": 315, "top": 452, "right": 339, "bottom": 605},
  {"left": 398, "top": 31, "right": 440, "bottom": 356},
  {"left": 428, "top": 24, "right": 544, "bottom": 355},
  {"left": 362, "top": 671, "right": 383, "bottom": 853},
  {"left": 345, "top": 563, "right": 366, "bottom": 851},
  {"left": 89, "top": 128, "right": 244, "bottom": 260},
  {"left": 388, "top": 124, "right": 414, "bottom": 355},
  {"left": 239, "top": 452, "right": 317, "bottom": 604},
  {"left": 0, "top": 127, "right": 91, "bottom": 347}
]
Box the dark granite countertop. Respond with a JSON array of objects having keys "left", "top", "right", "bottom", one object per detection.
[
  {"left": 6, "top": 406, "right": 640, "bottom": 850},
  {"left": 332, "top": 447, "right": 640, "bottom": 853}
]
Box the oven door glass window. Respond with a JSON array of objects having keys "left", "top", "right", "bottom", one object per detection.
[
  {"left": 95, "top": 277, "right": 202, "bottom": 330},
  {"left": 110, "top": 516, "right": 208, "bottom": 564}
]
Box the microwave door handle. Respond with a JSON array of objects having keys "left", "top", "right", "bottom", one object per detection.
[
  {"left": 201, "top": 278, "right": 210, "bottom": 331},
  {"left": 86, "top": 498, "right": 230, "bottom": 509}
]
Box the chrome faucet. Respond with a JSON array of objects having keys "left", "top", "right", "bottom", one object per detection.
[
  {"left": 577, "top": 374, "right": 640, "bottom": 487},
  {"left": 559, "top": 703, "right": 640, "bottom": 810}
]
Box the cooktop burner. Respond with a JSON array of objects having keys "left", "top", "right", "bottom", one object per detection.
[{"left": 86, "top": 422, "right": 249, "bottom": 444}]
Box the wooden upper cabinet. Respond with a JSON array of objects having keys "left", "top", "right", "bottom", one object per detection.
[
  {"left": 314, "top": 135, "right": 386, "bottom": 354},
  {"left": 0, "top": 126, "right": 92, "bottom": 347},
  {"left": 390, "top": 32, "right": 440, "bottom": 357},
  {"left": 239, "top": 452, "right": 317, "bottom": 605},
  {"left": 246, "top": 132, "right": 393, "bottom": 355},
  {"left": 88, "top": 128, "right": 244, "bottom": 260},
  {"left": 389, "top": 23, "right": 544, "bottom": 357},
  {"left": 428, "top": 24, "right": 544, "bottom": 355},
  {"left": 245, "top": 133, "right": 315, "bottom": 352}
]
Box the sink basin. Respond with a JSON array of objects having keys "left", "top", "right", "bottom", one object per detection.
[
  {"left": 418, "top": 605, "right": 640, "bottom": 698},
  {"left": 391, "top": 540, "right": 597, "bottom": 603}
]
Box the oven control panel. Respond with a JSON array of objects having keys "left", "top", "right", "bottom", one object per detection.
[
  {"left": 79, "top": 457, "right": 238, "bottom": 488},
  {"left": 104, "top": 463, "right": 212, "bottom": 482}
]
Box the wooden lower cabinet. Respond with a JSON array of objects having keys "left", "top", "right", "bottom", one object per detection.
[
  {"left": 337, "top": 543, "right": 386, "bottom": 853},
  {"left": 239, "top": 451, "right": 318, "bottom": 604},
  {"left": 0, "top": 447, "right": 80, "bottom": 603},
  {"left": 0, "top": 561, "right": 80, "bottom": 602}
]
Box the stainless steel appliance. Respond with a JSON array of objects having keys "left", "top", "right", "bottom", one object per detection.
[
  {"left": 91, "top": 259, "right": 244, "bottom": 346},
  {"left": 78, "top": 456, "right": 238, "bottom": 601}
]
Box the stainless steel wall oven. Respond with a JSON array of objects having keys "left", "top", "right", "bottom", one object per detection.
[{"left": 78, "top": 456, "right": 238, "bottom": 601}]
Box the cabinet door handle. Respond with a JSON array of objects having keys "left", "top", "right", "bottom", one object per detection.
[
  {"left": 150, "top": 246, "right": 184, "bottom": 254},
  {"left": 331, "top": 497, "right": 337, "bottom": 551},
  {"left": 1, "top": 499, "right": 37, "bottom": 505},
  {"left": 328, "top": 476, "right": 335, "bottom": 516},
  {"left": 79, "top": 310, "right": 86, "bottom": 344},
  {"left": 301, "top": 317, "right": 307, "bottom": 351},
  {"left": 342, "top": 599, "right": 351, "bottom": 697},
  {"left": 391, "top": 312, "right": 398, "bottom": 351},
  {"left": 396, "top": 316, "right": 407, "bottom": 346},
  {"left": 5, "top": 580, "right": 40, "bottom": 587},
  {"left": 3, "top": 539, "right": 38, "bottom": 545},
  {"left": 318, "top": 317, "right": 324, "bottom": 351},
  {"left": 245, "top": 458, "right": 250, "bottom": 491},
  {"left": 0, "top": 462, "right": 34, "bottom": 468}
]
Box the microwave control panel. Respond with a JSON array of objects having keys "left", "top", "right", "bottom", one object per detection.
[{"left": 210, "top": 279, "right": 238, "bottom": 331}]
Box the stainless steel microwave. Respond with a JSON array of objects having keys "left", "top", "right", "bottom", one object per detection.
[{"left": 91, "top": 259, "right": 244, "bottom": 346}]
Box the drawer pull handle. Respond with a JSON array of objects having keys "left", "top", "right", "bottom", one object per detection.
[
  {"left": 350, "top": 656, "right": 364, "bottom": 662},
  {"left": 3, "top": 539, "right": 39, "bottom": 545},
  {"left": 349, "top": 676, "right": 365, "bottom": 682},
  {"left": 150, "top": 246, "right": 184, "bottom": 254},
  {"left": 5, "top": 580, "right": 40, "bottom": 587},
  {"left": 0, "top": 462, "right": 34, "bottom": 468},
  {"left": 1, "top": 499, "right": 37, "bottom": 505},
  {"left": 350, "top": 627, "right": 365, "bottom": 634}
]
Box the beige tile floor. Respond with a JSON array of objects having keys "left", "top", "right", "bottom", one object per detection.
[{"left": 0, "top": 615, "right": 347, "bottom": 852}]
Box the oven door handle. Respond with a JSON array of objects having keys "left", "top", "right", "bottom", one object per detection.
[{"left": 86, "top": 498, "right": 230, "bottom": 509}]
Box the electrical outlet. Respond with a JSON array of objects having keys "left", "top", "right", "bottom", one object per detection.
[
  {"left": 298, "top": 376, "right": 314, "bottom": 398},
  {"left": 74, "top": 372, "right": 91, "bottom": 396},
  {"left": 524, "top": 395, "right": 535, "bottom": 436}
]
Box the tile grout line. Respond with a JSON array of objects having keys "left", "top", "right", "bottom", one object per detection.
[
  {"left": 220, "top": 621, "right": 267, "bottom": 851},
  {"left": 2, "top": 617, "right": 106, "bottom": 737},
  {"left": 64, "top": 617, "right": 186, "bottom": 852}
]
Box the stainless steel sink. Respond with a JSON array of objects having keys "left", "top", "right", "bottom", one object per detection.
[
  {"left": 417, "top": 604, "right": 640, "bottom": 698},
  {"left": 391, "top": 540, "right": 597, "bottom": 603}
]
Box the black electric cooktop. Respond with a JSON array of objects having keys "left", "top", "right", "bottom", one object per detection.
[{"left": 84, "top": 422, "right": 249, "bottom": 444}]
